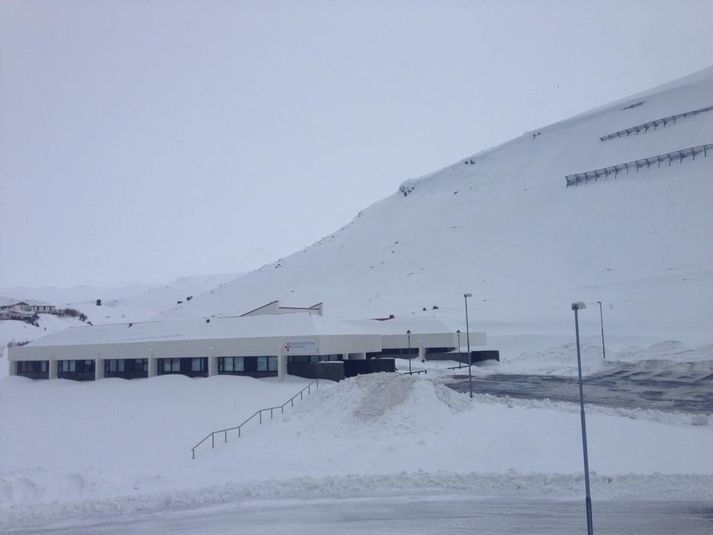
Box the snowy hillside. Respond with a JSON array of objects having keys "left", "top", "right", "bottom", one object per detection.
[
  {"left": 157, "top": 67, "right": 713, "bottom": 358},
  {"left": 0, "top": 273, "right": 237, "bottom": 326},
  {"left": 0, "top": 274, "right": 237, "bottom": 377}
]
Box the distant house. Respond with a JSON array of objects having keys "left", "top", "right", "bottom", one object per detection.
[
  {"left": 0, "top": 300, "right": 56, "bottom": 319},
  {"left": 0, "top": 302, "right": 34, "bottom": 315}
]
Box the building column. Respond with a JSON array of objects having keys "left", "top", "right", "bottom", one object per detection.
[
  {"left": 49, "top": 359, "right": 58, "bottom": 380},
  {"left": 8, "top": 360, "right": 17, "bottom": 376},
  {"left": 148, "top": 356, "right": 157, "bottom": 378},
  {"left": 208, "top": 356, "right": 218, "bottom": 377},
  {"left": 418, "top": 346, "right": 426, "bottom": 362},
  {"left": 95, "top": 358, "right": 105, "bottom": 380}
]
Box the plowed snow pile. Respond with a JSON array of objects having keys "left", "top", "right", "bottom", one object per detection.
[{"left": 295, "top": 373, "right": 469, "bottom": 431}]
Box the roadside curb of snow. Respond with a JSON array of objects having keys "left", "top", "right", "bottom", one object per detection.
[{"left": 3, "top": 471, "right": 713, "bottom": 532}]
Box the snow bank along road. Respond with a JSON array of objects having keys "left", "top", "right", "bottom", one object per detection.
[
  {"left": 448, "top": 359, "right": 713, "bottom": 413},
  {"left": 26, "top": 495, "right": 713, "bottom": 535}
]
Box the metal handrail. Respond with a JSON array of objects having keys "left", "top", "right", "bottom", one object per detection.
[
  {"left": 191, "top": 379, "right": 319, "bottom": 459},
  {"left": 401, "top": 369, "right": 428, "bottom": 375}
]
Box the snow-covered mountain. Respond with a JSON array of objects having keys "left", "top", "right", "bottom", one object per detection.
[{"left": 157, "top": 67, "right": 713, "bottom": 349}]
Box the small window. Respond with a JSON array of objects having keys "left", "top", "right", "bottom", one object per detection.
[
  {"left": 234, "top": 357, "right": 244, "bottom": 371},
  {"left": 268, "top": 356, "right": 278, "bottom": 371},
  {"left": 257, "top": 356, "right": 267, "bottom": 371}
]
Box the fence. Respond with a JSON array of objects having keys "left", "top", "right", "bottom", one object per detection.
[
  {"left": 191, "top": 379, "right": 318, "bottom": 459},
  {"left": 565, "top": 143, "right": 713, "bottom": 187},
  {"left": 600, "top": 105, "right": 713, "bottom": 142}
]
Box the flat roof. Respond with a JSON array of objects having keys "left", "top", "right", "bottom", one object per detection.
[{"left": 25, "top": 313, "right": 375, "bottom": 348}]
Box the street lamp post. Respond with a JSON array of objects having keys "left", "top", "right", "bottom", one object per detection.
[
  {"left": 407, "top": 330, "right": 412, "bottom": 374},
  {"left": 464, "top": 293, "right": 473, "bottom": 398},
  {"left": 456, "top": 329, "right": 462, "bottom": 368},
  {"left": 597, "top": 301, "right": 606, "bottom": 360},
  {"left": 572, "top": 301, "right": 594, "bottom": 535}
]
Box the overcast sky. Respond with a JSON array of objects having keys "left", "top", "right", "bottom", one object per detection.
[{"left": 2, "top": 0, "right": 713, "bottom": 288}]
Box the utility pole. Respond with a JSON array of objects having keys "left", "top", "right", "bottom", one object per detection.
[
  {"left": 464, "top": 293, "right": 473, "bottom": 398},
  {"left": 597, "top": 301, "right": 606, "bottom": 360},
  {"left": 407, "top": 330, "right": 412, "bottom": 374}
]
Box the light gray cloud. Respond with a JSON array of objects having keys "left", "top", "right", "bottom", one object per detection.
[{"left": 2, "top": 0, "right": 712, "bottom": 286}]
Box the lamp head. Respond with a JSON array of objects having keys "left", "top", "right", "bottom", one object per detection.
[
  {"left": 456, "top": 329, "right": 461, "bottom": 334},
  {"left": 406, "top": 329, "right": 411, "bottom": 335},
  {"left": 571, "top": 302, "right": 586, "bottom": 311},
  {"left": 464, "top": 293, "right": 472, "bottom": 298}
]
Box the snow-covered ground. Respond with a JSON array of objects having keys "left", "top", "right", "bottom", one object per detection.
[{"left": 1, "top": 373, "right": 711, "bottom": 531}]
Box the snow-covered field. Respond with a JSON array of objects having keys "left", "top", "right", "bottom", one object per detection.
[{"left": 1, "top": 373, "right": 711, "bottom": 531}]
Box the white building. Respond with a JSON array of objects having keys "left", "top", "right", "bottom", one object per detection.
[
  {"left": 8, "top": 302, "right": 486, "bottom": 381},
  {"left": 0, "top": 301, "right": 34, "bottom": 315}
]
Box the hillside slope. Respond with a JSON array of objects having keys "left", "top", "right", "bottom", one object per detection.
[{"left": 159, "top": 67, "right": 713, "bottom": 349}]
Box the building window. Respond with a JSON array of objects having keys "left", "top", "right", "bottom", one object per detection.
[
  {"left": 191, "top": 358, "right": 205, "bottom": 372},
  {"left": 60, "top": 360, "right": 76, "bottom": 373},
  {"left": 258, "top": 356, "right": 277, "bottom": 371},
  {"left": 257, "top": 356, "right": 267, "bottom": 371},
  {"left": 160, "top": 358, "right": 181, "bottom": 373},
  {"left": 106, "top": 359, "right": 126, "bottom": 373},
  {"left": 220, "top": 357, "right": 245, "bottom": 372}
]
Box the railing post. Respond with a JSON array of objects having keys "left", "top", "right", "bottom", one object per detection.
[
  {"left": 211, "top": 433, "right": 215, "bottom": 449},
  {"left": 259, "top": 411, "right": 262, "bottom": 424},
  {"left": 225, "top": 430, "right": 228, "bottom": 443},
  {"left": 192, "top": 448, "right": 195, "bottom": 460},
  {"left": 270, "top": 408, "right": 273, "bottom": 420},
  {"left": 238, "top": 426, "right": 241, "bottom": 437}
]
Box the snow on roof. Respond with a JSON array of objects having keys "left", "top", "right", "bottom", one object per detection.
[
  {"left": 345, "top": 315, "right": 456, "bottom": 335},
  {"left": 25, "top": 313, "right": 379, "bottom": 348},
  {"left": 0, "top": 297, "right": 51, "bottom": 307}
]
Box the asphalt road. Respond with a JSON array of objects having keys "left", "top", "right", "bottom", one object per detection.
[
  {"left": 447, "top": 365, "right": 713, "bottom": 413},
  {"left": 29, "top": 496, "right": 713, "bottom": 534}
]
